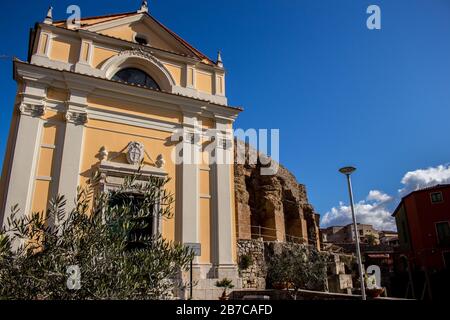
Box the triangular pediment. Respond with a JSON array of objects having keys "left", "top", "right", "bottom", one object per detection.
[{"left": 81, "top": 13, "right": 210, "bottom": 63}]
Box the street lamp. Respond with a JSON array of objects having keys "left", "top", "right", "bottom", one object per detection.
[{"left": 339, "top": 166, "right": 366, "bottom": 300}]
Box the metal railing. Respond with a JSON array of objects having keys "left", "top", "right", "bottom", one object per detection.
[{"left": 237, "top": 224, "right": 319, "bottom": 245}]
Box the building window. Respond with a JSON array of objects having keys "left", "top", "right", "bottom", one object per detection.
[
  {"left": 109, "top": 192, "right": 154, "bottom": 250},
  {"left": 444, "top": 252, "right": 450, "bottom": 270},
  {"left": 112, "top": 68, "right": 160, "bottom": 90},
  {"left": 430, "top": 191, "right": 443, "bottom": 204},
  {"left": 436, "top": 222, "right": 450, "bottom": 246},
  {"left": 134, "top": 34, "right": 148, "bottom": 45}
]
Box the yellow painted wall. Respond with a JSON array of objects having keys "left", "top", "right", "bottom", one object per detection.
[
  {"left": 47, "top": 87, "right": 68, "bottom": 102},
  {"left": 31, "top": 180, "right": 51, "bottom": 214},
  {"left": 163, "top": 63, "right": 182, "bottom": 86},
  {"left": 198, "top": 135, "right": 212, "bottom": 263},
  {"left": 31, "top": 113, "right": 64, "bottom": 214},
  {"left": 196, "top": 71, "right": 212, "bottom": 94},
  {"left": 99, "top": 25, "right": 135, "bottom": 42},
  {"left": 81, "top": 118, "right": 178, "bottom": 242},
  {"left": 88, "top": 96, "right": 182, "bottom": 124},
  {"left": 99, "top": 23, "right": 185, "bottom": 55},
  {"left": 50, "top": 36, "right": 80, "bottom": 64},
  {"left": 199, "top": 197, "right": 211, "bottom": 263},
  {"left": 92, "top": 46, "right": 118, "bottom": 68},
  {"left": 36, "top": 148, "right": 55, "bottom": 177},
  {"left": 198, "top": 116, "right": 215, "bottom": 130},
  {"left": 199, "top": 170, "right": 210, "bottom": 196}
]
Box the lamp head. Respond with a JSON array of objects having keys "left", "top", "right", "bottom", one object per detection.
[{"left": 339, "top": 166, "right": 356, "bottom": 175}]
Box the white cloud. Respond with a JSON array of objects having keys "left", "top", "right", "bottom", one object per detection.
[
  {"left": 321, "top": 190, "right": 396, "bottom": 231},
  {"left": 399, "top": 164, "right": 450, "bottom": 196},
  {"left": 367, "top": 190, "right": 392, "bottom": 203},
  {"left": 321, "top": 164, "right": 450, "bottom": 231}
]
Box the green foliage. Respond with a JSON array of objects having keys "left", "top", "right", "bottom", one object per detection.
[
  {"left": 239, "top": 254, "right": 253, "bottom": 270},
  {"left": 215, "top": 278, "right": 234, "bottom": 298},
  {"left": 0, "top": 172, "right": 194, "bottom": 300},
  {"left": 267, "top": 243, "right": 327, "bottom": 299},
  {"left": 215, "top": 278, "right": 234, "bottom": 290},
  {"left": 366, "top": 234, "right": 377, "bottom": 246}
]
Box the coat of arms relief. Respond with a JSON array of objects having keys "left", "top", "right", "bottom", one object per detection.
[{"left": 126, "top": 141, "right": 145, "bottom": 165}]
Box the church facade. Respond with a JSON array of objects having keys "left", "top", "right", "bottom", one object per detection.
[{"left": 0, "top": 2, "right": 242, "bottom": 298}]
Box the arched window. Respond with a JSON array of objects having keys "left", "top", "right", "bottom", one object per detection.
[{"left": 112, "top": 68, "right": 160, "bottom": 90}]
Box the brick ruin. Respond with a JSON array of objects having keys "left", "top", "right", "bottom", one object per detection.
[
  {"left": 234, "top": 140, "right": 321, "bottom": 249},
  {"left": 232, "top": 141, "right": 357, "bottom": 294}
]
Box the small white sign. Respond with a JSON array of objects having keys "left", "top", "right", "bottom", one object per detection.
[{"left": 185, "top": 242, "right": 201, "bottom": 256}]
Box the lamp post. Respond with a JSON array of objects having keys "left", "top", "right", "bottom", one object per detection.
[{"left": 339, "top": 166, "right": 366, "bottom": 300}]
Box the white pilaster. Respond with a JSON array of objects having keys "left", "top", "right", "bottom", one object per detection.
[
  {"left": 179, "top": 114, "right": 200, "bottom": 260},
  {"left": 1, "top": 82, "right": 47, "bottom": 228},
  {"left": 74, "top": 39, "right": 94, "bottom": 75},
  {"left": 212, "top": 118, "right": 236, "bottom": 276},
  {"left": 57, "top": 90, "right": 88, "bottom": 213}
]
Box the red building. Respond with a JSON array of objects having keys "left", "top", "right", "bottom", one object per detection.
[{"left": 393, "top": 184, "right": 450, "bottom": 271}]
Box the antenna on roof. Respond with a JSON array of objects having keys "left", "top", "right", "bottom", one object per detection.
[
  {"left": 138, "top": 1, "right": 149, "bottom": 14},
  {"left": 216, "top": 50, "right": 223, "bottom": 68},
  {"left": 44, "top": 6, "right": 53, "bottom": 24}
]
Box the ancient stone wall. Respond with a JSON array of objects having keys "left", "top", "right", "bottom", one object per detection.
[
  {"left": 237, "top": 239, "right": 266, "bottom": 289},
  {"left": 237, "top": 239, "right": 355, "bottom": 293},
  {"left": 234, "top": 140, "right": 320, "bottom": 248}
]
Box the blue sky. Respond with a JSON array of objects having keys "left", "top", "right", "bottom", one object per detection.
[{"left": 1, "top": 0, "right": 450, "bottom": 230}]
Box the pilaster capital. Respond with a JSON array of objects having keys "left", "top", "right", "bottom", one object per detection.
[
  {"left": 65, "top": 110, "right": 88, "bottom": 125},
  {"left": 18, "top": 103, "right": 46, "bottom": 117}
]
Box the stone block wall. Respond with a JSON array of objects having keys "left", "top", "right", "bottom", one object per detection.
[
  {"left": 237, "top": 239, "right": 266, "bottom": 289},
  {"left": 237, "top": 238, "right": 356, "bottom": 294}
]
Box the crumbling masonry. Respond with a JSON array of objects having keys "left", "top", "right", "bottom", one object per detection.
[{"left": 234, "top": 140, "right": 321, "bottom": 249}]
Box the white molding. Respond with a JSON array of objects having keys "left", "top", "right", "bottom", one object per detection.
[
  {"left": 98, "top": 160, "right": 167, "bottom": 178},
  {"left": 85, "top": 14, "right": 144, "bottom": 33},
  {"left": 40, "top": 23, "right": 225, "bottom": 72},
  {"left": 41, "top": 144, "right": 56, "bottom": 149},
  {"left": 36, "top": 176, "right": 52, "bottom": 181},
  {"left": 100, "top": 49, "right": 176, "bottom": 92},
  {"left": 32, "top": 25, "right": 229, "bottom": 102},
  {"left": 30, "top": 55, "right": 73, "bottom": 72},
  {"left": 37, "top": 31, "right": 52, "bottom": 57},
  {"left": 92, "top": 42, "right": 121, "bottom": 53},
  {"left": 87, "top": 106, "right": 180, "bottom": 133},
  {"left": 15, "top": 62, "right": 240, "bottom": 121}
]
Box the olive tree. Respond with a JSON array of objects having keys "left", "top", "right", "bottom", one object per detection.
[
  {"left": 267, "top": 243, "right": 327, "bottom": 299},
  {"left": 0, "top": 172, "right": 193, "bottom": 300}
]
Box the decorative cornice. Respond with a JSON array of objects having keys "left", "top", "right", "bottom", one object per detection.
[
  {"left": 65, "top": 110, "right": 88, "bottom": 125},
  {"left": 14, "top": 61, "right": 242, "bottom": 121},
  {"left": 18, "top": 103, "right": 46, "bottom": 117},
  {"left": 117, "top": 48, "right": 170, "bottom": 76}
]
